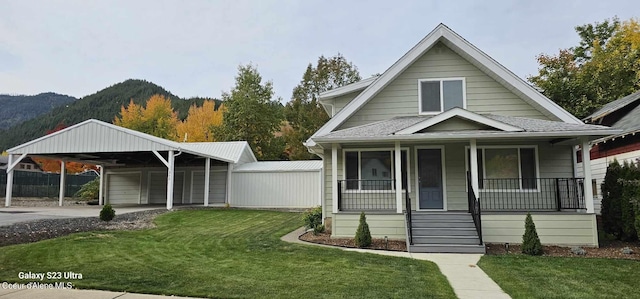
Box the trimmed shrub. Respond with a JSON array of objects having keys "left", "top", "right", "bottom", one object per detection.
[
  {"left": 313, "top": 224, "right": 325, "bottom": 235},
  {"left": 522, "top": 212, "right": 543, "bottom": 256},
  {"left": 100, "top": 204, "right": 116, "bottom": 222},
  {"left": 354, "top": 212, "right": 372, "bottom": 248},
  {"left": 602, "top": 159, "right": 640, "bottom": 241},
  {"left": 601, "top": 160, "right": 623, "bottom": 237},
  {"left": 74, "top": 178, "right": 100, "bottom": 200},
  {"left": 302, "top": 206, "right": 322, "bottom": 230}
]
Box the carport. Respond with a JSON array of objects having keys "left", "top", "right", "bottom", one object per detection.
[{"left": 4, "top": 119, "right": 256, "bottom": 209}]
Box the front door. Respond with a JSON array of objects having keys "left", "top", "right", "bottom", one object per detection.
[{"left": 417, "top": 148, "right": 444, "bottom": 209}]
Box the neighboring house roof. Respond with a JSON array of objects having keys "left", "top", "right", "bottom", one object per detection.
[
  {"left": 308, "top": 23, "right": 581, "bottom": 146},
  {"left": 318, "top": 75, "right": 379, "bottom": 101},
  {"left": 312, "top": 109, "right": 616, "bottom": 143},
  {"left": 0, "top": 156, "right": 42, "bottom": 171},
  {"left": 7, "top": 119, "right": 256, "bottom": 164},
  {"left": 233, "top": 160, "right": 323, "bottom": 172},
  {"left": 584, "top": 90, "right": 640, "bottom": 123}
]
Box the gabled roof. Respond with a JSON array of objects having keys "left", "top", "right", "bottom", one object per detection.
[
  {"left": 7, "top": 119, "right": 255, "bottom": 164},
  {"left": 584, "top": 90, "right": 640, "bottom": 122},
  {"left": 312, "top": 113, "right": 616, "bottom": 142},
  {"left": 308, "top": 23, "right": 581, "bottom": 146},
  {"left": 318, "top": 75, "right": 378, "bottom": 101},
  {"left": 395, "top": 108, "right": 522, "bottom": 134}
]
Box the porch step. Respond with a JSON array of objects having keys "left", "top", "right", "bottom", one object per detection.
[
  {"left": 412, "top": 235, "right": 481, "bottom": 245},
  {"left": 407, "top": 211, "right": 484, "bottom": 252},
  {"left": 410, "top": 244, "right": 486, "bottom": 254},
  {"left": 412, "top": 227, "right": 478, "bottom": 236},
  {"left": 411, "top": 221, "right": 475, "bottom": 228}
]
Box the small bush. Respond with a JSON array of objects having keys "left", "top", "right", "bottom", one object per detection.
[
  {"left": 100, "top": 204, "right": 116, "bottom": 222},
  {"left": 313, "top": 224, "right": 325, "bottom": 235},
  {"left": 522, "top": 212, "right": 543, "bottom": 255},
  {"left": 355, "top": 212, "right": 372, "bottom": 248},
  {"left": 302, "top": 206, "right": 322, "bottom": 229},
  {"left": 74, "top": 178, "right": 100, "bottom": 200}
]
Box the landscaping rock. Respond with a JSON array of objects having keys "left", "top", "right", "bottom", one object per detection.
[
  {"left": 622, "top": 247, "right": 634, "bottom": 254},
  {"left": 0, "top": 209, "right": 168, "bottom": 247},
  {"left": 571, "top": 246, "right": 587, "bottom": 255}
]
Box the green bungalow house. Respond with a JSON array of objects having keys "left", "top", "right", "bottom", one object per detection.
[{"left": 305, "top": 24, "right": 619, "bottom": 253}]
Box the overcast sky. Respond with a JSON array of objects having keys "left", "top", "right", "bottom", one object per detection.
[{"left": 0, "top": 1, "right": 638, "bottom": 102}]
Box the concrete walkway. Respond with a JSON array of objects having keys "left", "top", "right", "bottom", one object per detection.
[
  {"left": 0, "top": 288, "right": 200, "bottom": 299},
  {"left": 281, "top": 227, "right": 511, "bottom": 299}
]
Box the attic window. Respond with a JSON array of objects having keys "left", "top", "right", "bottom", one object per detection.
[{"left": 419, "top": 78, "right": 466, "bottom": 114}]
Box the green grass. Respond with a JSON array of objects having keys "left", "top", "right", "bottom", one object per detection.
[
  {"left": 0, "top": 209, "right": 455, "bottom": 298},
  {"left": 479, "top": 254, "right": 640, "bottom": 299}
]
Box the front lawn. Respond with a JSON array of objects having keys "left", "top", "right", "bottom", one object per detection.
[
  {"left": 478, "top": 254, "right": 640, "bottom": 299},
  {"left": 0, "top": 209, "right": 455, "bottom": 298}
]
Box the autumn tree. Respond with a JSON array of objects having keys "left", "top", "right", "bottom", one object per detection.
[
  {"left": 32, "top": 122, "right": 97, "bottom": 173},
  {"left": 284, "top": 54, "right": 361, "bottom": 160},
  {"left": 529, "top": 18, "right": 640, "bottom": 119},
  {"left": 114, "top": 94, "right": 180, "bottom": 140},
  {"left": 216, "top": 64, "right": 284, "bottom": 160},
  {"left": 176, "top": 100, "right": 224, "bottom": 142}
]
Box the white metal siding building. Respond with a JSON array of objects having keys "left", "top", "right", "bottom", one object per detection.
[
  {"left": 231, "top": 161, "right": 322, "bottom": 208},
  {"left": 4, "top": 119, "right": 321, "bottom": 210}
]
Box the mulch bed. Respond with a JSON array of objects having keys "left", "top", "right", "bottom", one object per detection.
[
  {"left": 299, "top": 231, "right": 407, "bottom": 251},
  {"left": 0, "top": 209, "right": 168, "bottom": 247},
  {"left": 486, "top": 240, "right": 640, "bottom": 260}
]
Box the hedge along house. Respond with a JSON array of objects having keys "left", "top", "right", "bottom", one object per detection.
[
  {"left": 306, "top": 24, "right": 619, "bottom": 253},
  {"left": 4, "top": 119, "right": 322, "bottom": 210}
]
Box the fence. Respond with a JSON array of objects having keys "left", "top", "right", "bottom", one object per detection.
[{"left": 0, "top": 172, "right": 97, "bottom": 198}]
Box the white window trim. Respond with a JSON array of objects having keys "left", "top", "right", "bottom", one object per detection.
[
  {"left": 418, "top": 77, "right": 467, "bottom": 115},
  {"left": 342, "top": 147, "right": 411, "bottom": 193},
  {"left": 414, "top": 145, "right": 448, "bottom": 211},
  {"left": 464, "top": 145, "right": 540, "bottom": 192}
]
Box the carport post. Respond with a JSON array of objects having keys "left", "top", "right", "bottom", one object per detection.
[
  {"left": 59, "top": 161, "right": 66, "bottom": 207},
  {"left": 204, "top": 158, "right": 210, "bottom": 206},
  {"left": 4, "top": 154, "right": 13, "bottom": 207},
  {"left": 166, "top": 150, "right": 175, "bottom": 210},
  {"left": 98, "top": 165, "right": 105, "bottom": 206}
]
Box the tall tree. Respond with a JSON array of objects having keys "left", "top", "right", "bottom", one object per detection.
[
  {"left": 177, "top": 100, "right": 224, "bottom": 142},
  {"left": 114, "top": 94, "right": 180, "bottom": 140},
  {"left": 529, "top": 18, "right": 640, "bottom": 119},
  {"left": 284, "top": 54, "right": 361, "bottom": 160},
  {"left": 217, "top": 64, "right": 284, "bottom": 160}
]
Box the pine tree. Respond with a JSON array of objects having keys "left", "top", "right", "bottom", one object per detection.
[
  {"left": 355, "top": 212, "right": 372, "bottom": 248},
  {"left": 522, "top": 213, "right": 543, "bottom": 255}
]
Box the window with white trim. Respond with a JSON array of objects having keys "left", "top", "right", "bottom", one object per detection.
[
  {"left": 419, "top": 78, "right": 465, "bottom": 114},
  {"left": 467, "top": 147, "right": 538, "bottom": 190},
  {"left": 344, "top": 150, "right": 408, "bottom": 190}
]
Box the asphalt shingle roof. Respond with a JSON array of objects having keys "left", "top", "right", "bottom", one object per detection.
[
  {"left": 585, "top": 90, "right": 640, "bottom": 122},
  {"left": 318, "top": 114, "right": 612, "bottom": 140}
]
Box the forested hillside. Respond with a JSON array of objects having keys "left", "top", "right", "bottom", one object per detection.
[
  {"left": 0, "top": 79, "right": 220, "bottom": 151},
  {"left": 0, "top": 93, "right": 76, "bottom": 129}
]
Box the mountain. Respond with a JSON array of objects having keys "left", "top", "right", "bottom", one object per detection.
[
  {"left": 0, "top": 79, "right": 221, "bottom": 151},
  {"left": 0, "top": 93, "right": 77, "bottom": 129}
]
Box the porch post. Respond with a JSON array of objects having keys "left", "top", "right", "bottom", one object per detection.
[
  {"left": 166, "top": 150, "right": 175, "bottom": 210},
  {"left": 58, "top": 161, "right": 66, "bottom": 207},
  {"left": 98, "top": 165, "right": 105, "bottom": 206},
  {"left": 469, "top": 139, "right": 479, "bottom": 199},
  {"left": 581, "top": 138, "right": 595, "bottom": 213},
  {"left": 204, "top": 157, "right": 211, "bottom": 206},
  {"left": 332, "top": 144, "right": 338, "bottom": 214},
  {"left": 4, "top": 154, "right": 13, "bottom": 207},
  {"left": 394, "top": 142, "right": 403, "bottom": 213}
]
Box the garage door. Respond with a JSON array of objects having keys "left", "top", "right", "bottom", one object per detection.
[
  {"left": 107, "top": 172, "right": 141, "bottom": 204},
  {"left": 148, "top": 172, "right": 184, "bottom": 204},
  {"left": 191, "top": 170, "right": 227, "bottom": 204}
]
